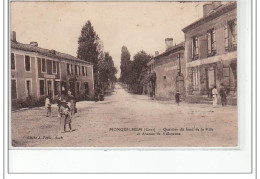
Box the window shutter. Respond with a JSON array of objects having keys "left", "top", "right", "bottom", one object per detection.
[
  {"left": 212, "top": 29, "right": 216, "bottom": 51},
  {"left": 224, "top": 24, "right": 229, "bottom": 50},
  {"left": 191, "top": 39, "right": 194, "bottom": 59},
  {"left": 207, "top": 32, "right": 211, "bottom": 54},
  {"left": 233, "top": 20, "right": 237, "bottom": 46},
  {"left": 195, "top": 37, "right": 199, "bottom": 55}
]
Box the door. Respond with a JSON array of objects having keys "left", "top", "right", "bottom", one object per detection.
[
  {"left": 46, "top": 80, "right": 52, "bottom": 97},
  {"left": 84, "top": 82, "right": 89, "bottom": 95},
  {"left": 207, "top": 68, "right": 215, "bottom": 89}
]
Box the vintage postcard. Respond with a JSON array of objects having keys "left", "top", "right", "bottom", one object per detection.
[{"left": 10, "top": 1, "right": 238, "bottom": 147}]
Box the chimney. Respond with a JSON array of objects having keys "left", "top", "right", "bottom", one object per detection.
[
  {"left": 212, "top": 1, "right": 221, "bottom": 9},
  {"left": 203, "top": 4, "right": 213, "bottom": 17},
  {"left": 11, "top": 31, "right": 16, "bottom": 42},
  {"left": 155, "top": 51, "right": 159, "bottom": 56},
  {"left": 30, "top": 41, "right": 38, "bottom": 47},
  {"left": 165, "top": 38, "right": 173, "bottom": 51}
]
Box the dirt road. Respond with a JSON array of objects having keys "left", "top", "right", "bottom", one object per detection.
[{"left": 11, "top": 83, "right": 237, "bottom": 147}]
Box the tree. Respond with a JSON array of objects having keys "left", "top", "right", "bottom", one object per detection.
[
  {"left": 120, "top": 46, "right": 131, "bottom": 83},
  {"left": 127, "top": 51, "right": 152, "bottom": 94},
  {"left": 77, "top": 21, "right": 101, "bottom": 86},
  {"left": 98, "top": 52, "right": 117, "bottom": 91}
]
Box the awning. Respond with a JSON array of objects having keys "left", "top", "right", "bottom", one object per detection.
[{"left": 140, "top": 73, "right": 156, "bottom": 85}]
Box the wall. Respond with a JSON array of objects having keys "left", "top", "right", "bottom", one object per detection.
[
  {"left": 154, "top": 51, "right": 185, "bottom": 99},
  {"left": 11, "top": 52, "right": 37, "bottom": 100}
]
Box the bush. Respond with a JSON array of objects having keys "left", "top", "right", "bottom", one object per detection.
[{"left": 12, "top": 96, "right": 45, "bottom": 110}]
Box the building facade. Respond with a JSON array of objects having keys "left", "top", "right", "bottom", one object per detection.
[
  {"left": 153, "top": 39, "right": 185, "bottom": 99},
  {"left": 182, "top": 2, "right": 237, "bottom": 104},
  {"left": 10, "top": 32, "right": 94, "bottom": 105}
]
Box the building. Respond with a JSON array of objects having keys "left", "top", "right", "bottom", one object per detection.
[
  {"left": 153, "top": 39, "right": 185, "bottom": 99},
  {"left": 10, "top": 31, "right": 94, "bottom": 106},
  {"left": 182, "top": 2, "right": 237, "bottom": 104},
  {"left": 142, "top": 38, "right": 185, "bottom": 100}
]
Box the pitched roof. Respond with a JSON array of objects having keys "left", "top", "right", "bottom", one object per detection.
[
  {"left": 154, "top": 42, "right": 185, "bottom": 60},
  {"left": 11, "top": 41, "right": 93, "bottom": 65},
  {"left": 182, "top": 2, "right": 237, "bottom": 33}
]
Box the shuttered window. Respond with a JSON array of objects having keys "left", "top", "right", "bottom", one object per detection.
[
  {"left": 42, "top": 58, "right": 46, "bottom": 72},
  {"left": 207, "top": 29, "right": 216, "bottom": 56},
  {"left": 40, "top": 80, "right": 45, "bottom": 95},
  {"left": 11, "top": 53, "right": 15, "bottom": 70},
  {"left": 11, "top": 80, "right": 17, "bottom": 99},
  {"left": 25, "top": 55, "right": 31, "bottom": 71}
]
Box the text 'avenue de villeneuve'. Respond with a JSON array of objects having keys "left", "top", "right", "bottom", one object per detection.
[{"left": 10, "top": 1, "right": 237, "bottom": 147}]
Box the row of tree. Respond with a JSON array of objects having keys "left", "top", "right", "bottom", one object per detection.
[
  {"left": 119, "top": 46, "right": 152, "bottom": 94},
  {"left": 77, "top": 21, "right": 117, "bottom": 92}
]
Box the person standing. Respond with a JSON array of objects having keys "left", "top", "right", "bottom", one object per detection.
[
  {"left": 212, "top": 86, "right": 218, "bottom": 108},
  {"left": 219, "top": 83, "right": 227, "bottom": 107},
  {"left": 57, "top": 94, "right": 62, "bottom": 117},
  {"left": 60, "top": 99, "right": 72, "bottom": 132},
  {"left": 175, "top": 91, "right": 181, "bottom": 106},
  {"left": 45, "top": 95, "right": 52, "bottom": 117}
]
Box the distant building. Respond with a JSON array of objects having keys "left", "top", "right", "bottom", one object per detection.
[
  {"left": 10, "top": 31, "right": 94, "bottom": 104},
  {"left": 182, "top": 2, "right": 237, "bottom": 104}
]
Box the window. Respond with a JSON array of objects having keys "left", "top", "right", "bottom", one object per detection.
[
  {"left": 39, "top": 80, "right": 45, "bottom": 95},
  {"left": 82, "top": 66, "right": 85, "bottom": 76},
  {"left": 192, "top": 68, "right": 199, "bottom": 90},
  {"left": 41, "top": 58, "right": 46, "bottom": 72},
  {"left": 54, "top": 81, "right": 60, "bottom": 95},
  {"left": 207, "top": 28, "right": 216, "bottom": 56},
  {"left": 225, "top": 19, "right": 237, "bottom": 51},
  {"left": 71, "top": 64, "right": 73, "bottom": 74},
  {"left": 53, "top": 61, "right": 57, "bottom": 74},
  {"left": 25, "top": 55, "right": 31, "bottom": 71},
  {"left": 67, "top": 64, "right": 70, "bottom": 75},
  {"left": 177, "top": 54, "right": 181, "bottom": 73},
  {"left": 75, "top": 65, "right": 80, "bottom": 76},
  {"left": 11, "top": 53, "right": 15, "bottom": 70},
  {"left": 85, "top": 67, "right": 88, "bottom": 76},
  {"left": 25, "top": 80, "right": 32, "bottom": 97},
  {"left": 191, "top": 37, "right": 199, "bottom": 60},
  {"left": 163, "top": 76, "right": 166, "bottom": 80},
  {"left": 11, "top": 79, "right": 17, "bottom": 99},
  {"left": 223, "top": 66, "right": 230, "bottom": 87}
]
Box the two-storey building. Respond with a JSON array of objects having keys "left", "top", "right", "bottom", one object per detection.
[
  {"left": 182, "top": 2, "right": 237, "bottom": 104},
  {"left": 11, "top": 31, "right": 94, "bottom": 105}
]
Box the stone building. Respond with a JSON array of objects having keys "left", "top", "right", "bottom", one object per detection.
[
  {"left": 182, "top": 2, "right": 237, "bottom": 104},
  {"left": 144, "top": 38, "right": 185, "bottom": 100},
  {"left": 10, "top": 31, "right": 94, "bottom": 106}
]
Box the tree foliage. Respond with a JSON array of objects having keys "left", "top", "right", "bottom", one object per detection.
[
  {"left": 98, "top": 52, "right": 117, "bottom": 90},
  {"left": 77, "top": 21, "right": 117, "bottom": 91},
  {"left": 121, "top": 50, "right": 152, "bottom": 94},
  {"left": 119, "top": 46, "right": 131, "bottom": 83}
]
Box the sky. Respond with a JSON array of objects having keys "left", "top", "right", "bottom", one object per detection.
[{"left": 11, "top": 1, "right": 217, "bottom": 77}]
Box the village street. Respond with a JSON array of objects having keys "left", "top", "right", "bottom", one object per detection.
[{"left": 11, "top": 83, "right": 237, "bottom": 147}]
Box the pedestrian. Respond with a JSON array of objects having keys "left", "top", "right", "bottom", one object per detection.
[
  {"left": 175, "top": 91, "right": 181, "bottom": 106},
  {"left": 57, "top": 94, "right": 62, "bottom": 117},
  {"left": 45, "top": 95, "right": 52, "bottom": 117},
  {"left": 212, "top": 86, "right": 218, "bottom": 108},
  {"left": 219, "top": 83, "right": 227, "bottom": 107},
  {"left": 60, "top": 99, "right": 72, "bottom": 132}
]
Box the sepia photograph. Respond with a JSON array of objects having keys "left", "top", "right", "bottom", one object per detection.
[{"left": 10, "top": 1, "right": 238, "bottom": 147}]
